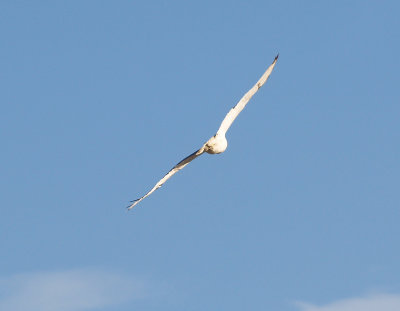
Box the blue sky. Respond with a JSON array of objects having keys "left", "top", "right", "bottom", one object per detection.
[{"left": 1, "top": 1, "right": 399, "bottom": 310}]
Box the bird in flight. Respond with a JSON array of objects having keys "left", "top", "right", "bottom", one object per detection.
[{"left": 128, "top": 54, "right": 278, "bottom": 210}]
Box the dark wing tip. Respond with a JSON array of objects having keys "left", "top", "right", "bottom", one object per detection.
[
  {"left": 275, "top": 53, "right": 279, "bottom": 61},
  {"left": 127, "top": 198, "right": 140, "bottom": 210}
]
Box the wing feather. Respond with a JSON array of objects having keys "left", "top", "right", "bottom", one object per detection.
[
  {"left": 216, "top": 54, "right": 278, "bottom": 136},
  {"left": 127, "top": 147, "right": 205, "bottom": 209}
]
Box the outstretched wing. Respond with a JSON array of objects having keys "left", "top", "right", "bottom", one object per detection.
[
  {"left": 127, "top": 147, "right": 205, "bottom": 209},
  {"left": 216, "top": 54, "right": 278, "bottom": 136}
]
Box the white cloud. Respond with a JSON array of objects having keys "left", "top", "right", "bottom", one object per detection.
[
  {"left": 296, "top": 293, "right": 400, "bottom": 311},
  {"left": 0, "top": 268, "right": 145, "bottom": 311}
]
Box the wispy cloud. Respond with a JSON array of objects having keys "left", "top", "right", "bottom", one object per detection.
[
  {"left": 0, "top": 268, "right": 145, "bottom": 311},
  {"left": 296, "top": 293, "right": 400, "bottom": 311}
]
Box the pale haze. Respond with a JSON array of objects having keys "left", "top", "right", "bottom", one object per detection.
[{"left": 1, "top": 1, "right": 399, "bottom": 310}]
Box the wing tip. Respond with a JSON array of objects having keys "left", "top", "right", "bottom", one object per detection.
[
  {"left": 274, "top": 53, "right": 279, "bottom": 61},
  {"left": 127, "top": 198, "right": 140, "bottom": 211}
]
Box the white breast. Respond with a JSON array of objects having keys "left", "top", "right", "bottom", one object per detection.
[{"left": 204, "top": 134, "right": 228, "bottom": 154}]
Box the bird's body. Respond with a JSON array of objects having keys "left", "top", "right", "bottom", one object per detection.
[
  {"left": 128, "top": 55, "right": 278, "bottom": 209},
  {"left": 204, "top": 134, "right": 228, "bottom": 154}
]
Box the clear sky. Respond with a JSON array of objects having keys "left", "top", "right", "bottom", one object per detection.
[{"left": 1, "top": 1, "right": 399, "bottom": 311}]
